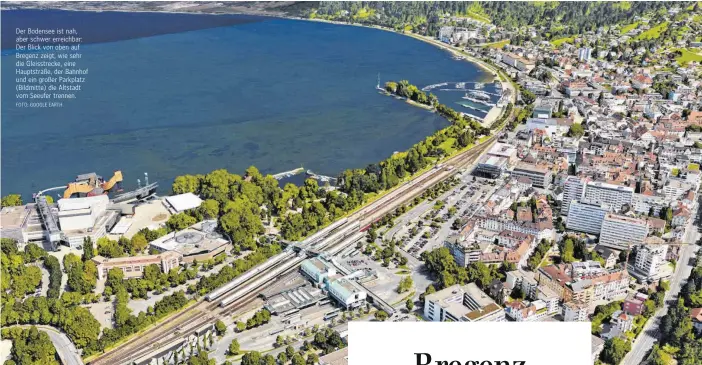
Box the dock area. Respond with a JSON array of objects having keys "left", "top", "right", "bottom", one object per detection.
[{"left": 272, "top": 167, "right": 304, "bottom": 180}]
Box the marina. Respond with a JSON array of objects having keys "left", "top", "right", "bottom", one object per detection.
[{"left": 462, "top": 93, "right": 496, "bottom": 106}]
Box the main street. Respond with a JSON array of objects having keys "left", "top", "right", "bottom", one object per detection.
[{"left": 622, "top": 211, "right": 701, "bottom": 365}]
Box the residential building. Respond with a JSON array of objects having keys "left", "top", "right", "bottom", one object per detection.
[
  {"left": 537, "top": 261, "right": 629, "bottom": 306},
  {"left": 424, "top": 283, "right": 505, "bottom": 322},
  {"left": 582, "top": 181, "right": 634, "bottom": 213},
  {"left": 578, "top": 47, "right": 592, "bottom": 61},
  {"left": 599, "top": 213, "right": 649, "bottom": 250},
  {"left": 511, "top": 163, "right": 552, "bottom": 188},
  {"left": 505, "top": 299, "right": 550, "bottom": 322},
  {"left": 563, "top": 301, "right": 589, "bottom": 322},
  {"left": 319, "top": 348, "right": 348, "bottom": 365},
  {"left": 691, "top": 308, "right": 702, "bottom": 333},
  {"left": 633, "top": 244, "right": 668, "bottom": 280},
  {"left": 506, "top": 269, "right": 539, "bottom": 299},
  {"left": 594, "top": 245, "right": 620, "bottom": 269},
  {"left": 601, "top": 310, "right": 634, "bottom": 340},
  {"left": 623, "top": 292, "right": 648, "bottom": 316},
  {"left": 562, "top": 176, "right": 586, "bottom": 215},
  {"left": 566, "top": 200, "right": 610, "bottom": 235}
]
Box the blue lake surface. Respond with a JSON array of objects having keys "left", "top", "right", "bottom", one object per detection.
[{"left": 1, "top": 10, "right": 493, "bottom": 199}]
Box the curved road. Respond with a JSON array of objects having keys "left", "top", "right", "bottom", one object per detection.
[{"left": 11, "top": 325, "right": 83, "bottom": 365}]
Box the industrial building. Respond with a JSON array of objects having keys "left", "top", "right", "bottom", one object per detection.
[
  {"left": 423, "top": 283, "right": 505, "bottom": 322},
  {"left": 148, "top": 220, "right": 231, "bottom": 263}
]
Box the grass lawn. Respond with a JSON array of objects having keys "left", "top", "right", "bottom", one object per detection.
[
  {"left": 620, "top": 22, "right": 639, "bottom": 34},
  {"left": 551, "top": 36, "right": 575, "bottom": 47},
  {"left": 636, "top": 22, "right": 669, "bottom": 40},
  {"left": 483, "top": 39, "right": 509, "bottom": 49},
  {"left": 437, "top": 137, "right": 457, "bottom": 155},
  {"left": 676, "top": 48, "right": 702, "bottom": 65}
]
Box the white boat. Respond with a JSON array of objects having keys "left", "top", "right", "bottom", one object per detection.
[
  {"left": 474, "top": 82, "right": 485, "bottom": 89},
  {"left": 468, "top": 90, "right": 491, "bottom": 101}
]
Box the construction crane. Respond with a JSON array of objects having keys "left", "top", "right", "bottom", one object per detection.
[{"left": 63, "top": 170, "right": 123, "bottom": 199}]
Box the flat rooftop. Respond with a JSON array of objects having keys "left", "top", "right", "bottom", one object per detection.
[
  {"left": 488, "top": 143, "right": 517, "bottom": 158},
  {"left": 149, "top": 220, "right": 229, "bottom": 256},
  {"left": 426, "top": 283, "right": 502, "bottom": 321},
  {"left": 0, "top": 205, "right": 32, "bottom": 229}
]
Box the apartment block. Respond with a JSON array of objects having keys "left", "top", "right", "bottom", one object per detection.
[
  {"left": 599, "top": 213, "right": 649, "bottom": 250},
  {"left": 634, "top": 244, "right": 668, "bottom": 280},
  {"left": 424, "top": 283, "right": 505, "bottom": 322},
  {"left": 511, "top": 163, "right": 552, "bottom": 188},
  {"left": 566, "top": 200, "right": 610, "bottom": 235}
]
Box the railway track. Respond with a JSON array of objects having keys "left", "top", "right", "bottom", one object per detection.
[{"left": 89, "top": 134, "right": 497, "bottom": 365}]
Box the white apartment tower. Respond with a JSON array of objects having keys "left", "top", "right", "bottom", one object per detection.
[
  {"left": 566, "top": 200, "right": 611, "bottom": 235},
  {"left": 599, "top": 213, "right": 649, "bottom": 250},
  {"left": 583, "top": 181, "right": 634, "bottom": 212},
  {"left": 634, "top": 244, "right": 668, "bottom": 280},
  {"left": 562, "top": 176, "right": 586, "bottom": 215}
]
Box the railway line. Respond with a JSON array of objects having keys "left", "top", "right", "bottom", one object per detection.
[{"left": 89, "top": 134, "right": 498, "bottom": 365}]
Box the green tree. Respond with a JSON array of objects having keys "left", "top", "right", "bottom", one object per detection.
[
  {"left": 307, "top": 353, "right": 319, "bottom": 365},
  {"left": 397, "top": 276, "right": 413, "bottom": 293},
  {"left": 406, "top": 298, "right": 415, "bottom": 312},
  {"left": 166, "top": 213, "right": 197, "bottom": 232},
  {"left": 241, "top": 352, "right": 263, "bottom": 365},
  {"left": 567, "top": 123, "right": 585, "bottom": 138},
  {"left": 285, "top": 345, "right": 296, "bottom": 359},
  {"left": 291, "top": 353, "right": 305, "bottom": 365},
  {"left": 277, "top": 352, "right": 288, "bottom": 364},
  {"left": 1, "top": 194, "right": 22, "bottom": 207},
  {"left": 215, "top": 319, "right": 226, "bottom": 336},
  {"left": 130, "top": 234, "right": 149, "bottom": 253},
  {"left": 172, "top": 174, "right": 202, "bottom": 194},
  {"left": 601, "top": 337, "right": 631, "bottom": 365},
  {"left": 374, "top": 310, "right": 389, "bottom": 321},
  {"left": 236, "top": 321, "right": 246, "bottom": 332},
  {"left": 228, "top": 339, "right": 240, "bottom": 355}
]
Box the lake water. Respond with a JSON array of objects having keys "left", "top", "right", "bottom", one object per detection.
[{"left": 1, "top": 10, "right": 493, "bottom": 199}]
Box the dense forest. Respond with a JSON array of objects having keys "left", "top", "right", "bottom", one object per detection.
[{"left": 300, "top": 2, "right": 693, "bottom": 40}]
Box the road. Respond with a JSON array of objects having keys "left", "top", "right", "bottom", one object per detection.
[
  {"left": 622, "top": 213, "right": 700, "bottom": 365},
  {"left": 12, "top": 325, "right": 83, "bottom": 365}
]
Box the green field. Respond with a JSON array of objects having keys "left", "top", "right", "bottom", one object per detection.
[
  {"left": 636, "top": 22, "right": 669, "bottom": 40},
  {"left": 437, "top": 138, "right": 457, "bottom": 155},
  {"left": 676, "top": 48, "right": 702, "bottom": 65},
  {"left": 483, "top": 39, "right": 509, "bottom": 49},
  {"left": 620, "top": 22, "right": 639, "bottom": 34},
  {"left": 551, "top": 36, "right": 575, "bottom": 47}
]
